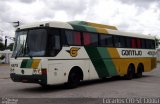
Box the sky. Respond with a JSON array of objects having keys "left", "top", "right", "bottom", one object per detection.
[{"left": 0, "top": 0, "right": 160, "bottom": 44}]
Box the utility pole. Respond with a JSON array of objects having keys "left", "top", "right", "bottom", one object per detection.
[
  {"left": 12, "top": 21, "right": 20, "bottom": 27},
  {"left": 1, "top": 29, "right": 15, "bottom": 49},
  {"left": 5, "top": 36, "right": 15, "bottom": 49}
]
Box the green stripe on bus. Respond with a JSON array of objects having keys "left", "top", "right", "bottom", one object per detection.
[
  {"left": 85, "top": 46, "right": 109, "bottom": 78},
  {"left": 20, "top": 59, "right": 28, "bottom": 68},
  {"left": 84, "top": 26, "right": 97, "bottom": 33},
  {"left": 69, "top": 24, "right": 87, "bottom": 31},
  {"left": 69, "top": 22, "right": 108, "bottom": 34},
  {"left": 26, "top": 59, "right": 33, "bottom": 68},
  {"left": 106, "top": 49, "right": 118, "bottom": 76},
  {"left": 69, "top": 23, "right": 97, "bottom": 33},
  {"left": 104, "top": 60, "right": 117, "bottom": 76},
  {"left": 97, "top": 48, "right": 117, "bottom": 76}
]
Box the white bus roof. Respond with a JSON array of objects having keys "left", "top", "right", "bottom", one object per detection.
[{"left": 16, "top": 21, "right": 155, "bottom": 40}]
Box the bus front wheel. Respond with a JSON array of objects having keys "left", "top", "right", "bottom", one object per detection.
[{"left": 66, "top": 71, "right": 80, "bottom": 88}]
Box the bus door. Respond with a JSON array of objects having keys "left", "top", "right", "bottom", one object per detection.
[{"left": 47, "top": 29, "right": 64, "bottom": 84}]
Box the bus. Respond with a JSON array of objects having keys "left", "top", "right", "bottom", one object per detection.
[{"left": 10, "top": 21, "right": 156, "bottom": 88}]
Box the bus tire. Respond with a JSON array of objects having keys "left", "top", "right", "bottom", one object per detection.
[
  {"left": 66, "top": 70, "right": 80, "bottom": 88},
  {"left": 126, "top": 65, "right": 134, "bottom": 80},
  {"left": 136, "top": 64, "right": 143, "bottom": 78}
]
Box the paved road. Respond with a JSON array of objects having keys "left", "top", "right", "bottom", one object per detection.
[{"left": 0, "top": 64, "right": 160, "bottom": 103}]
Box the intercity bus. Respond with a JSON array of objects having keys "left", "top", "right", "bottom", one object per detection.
[{"left": 10, "top": 21, "right": 156, "bottom": 88}]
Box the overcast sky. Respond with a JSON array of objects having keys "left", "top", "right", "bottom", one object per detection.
[{"left": 0, "top": 0, "right": 160, "bottom": 44}]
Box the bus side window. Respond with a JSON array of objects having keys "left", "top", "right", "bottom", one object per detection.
[
  {"left": 146, "top": 39, "right": 152, "bottom": 49},
  {"left": 114, "top": 36, "right": 119, "bottom": 47},
  {"left": 131, "top": 38, "right": 136, "bottom": 48},
  {"left": 141, "top": 39, "right": 146, "bottom": 49},
  {"left": 114, "top": 36, "right": 125, "bottom": 48},
  {"left": 146, "top": 40, "right": 155, "bottom": 49},
  {"left": 151, "top": 40, "right": 155, "bottom": 49},
  {"left": 149, "top": 40, "right": 153, "bottom": 49},
  {"left": 100, "top": 34, "right": 113, "bottom": 47},
  {"left": 74, "top": 32, "right": 81, "bottom": 45},
  {"left": 119, "top": 36, "right": 125, "bottom": 48},
  {"left": 65, "top": 30, "right": 81, "bottom": 46},
  {"left": 126, "top": 37, "right": 131, "bottom": 48},
  {"left": 137, "top": 38, "right": 141, "bottom": 48},
  {"left": 83, "top": 32, "right": 98, "bottom": 46},
  {"left": 83, "top": 32, "right": 91, "bottom": 45}
]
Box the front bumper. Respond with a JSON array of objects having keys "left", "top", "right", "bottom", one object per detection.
[{"left": 10, "top": 73, "right": 47, "bottom": 85}]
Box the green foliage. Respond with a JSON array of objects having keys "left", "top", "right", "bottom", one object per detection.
[
  {"left": 0, "top": 54, "right": 5, "bottom": 60},
  {"left": 0, "top": 42, "right": 14, "bottom": 51},
  {"left": 0, "top": 43, "right": 5, "bottom": 51},
  {"left": 6, "top": 43, "right": 14, "bottom": 51}
]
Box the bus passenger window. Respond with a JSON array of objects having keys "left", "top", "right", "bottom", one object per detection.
[
  {"left": 114, "top": 36, "right": 125, "bottom": 48},
  {"left": 151, "top": 40, "right": 155, "bottom": 49},
  {"left": 141, "top": 39, "right": 146, "bottom": 49},
  {"left": 83, "top": 32, "right": 98, "bottom": 46},
  {"left": 131, "top": 38, "right": 136, "bottom": 48},
  {"left": 74, "top": 32, "right": 81, "bottom": 45},
  {"left": 137, "top": 39, "right": 141, "bottom": 48},
  {"left": 114, "top": 36, "right": 119, "bottom": 47},
  {"left": 65, "top": 30, "right": 81, "bottom": 45},
  {"left": 119, "top": 37, "right": 125, "bottom": 48},
  {"left": 146, "top": 40, "right": 153, "bottom": 49},
  {"left": 100, "top": 35, "right": 113, "bottom": 47},
  {"left": 149, "top": 40, "right": 153, "bottom": 49},
  {"left": 83, "top": 33, "right": 91, "bottom": 45},
  {"left": 146, "top": 40, "right": 155, "bottom": 49},
  {"left": 126, "top": 37, "right": 131, "bottom": 48}
]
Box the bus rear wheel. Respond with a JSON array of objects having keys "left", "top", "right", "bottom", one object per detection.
[
  {"left": 125, "top": 65, "right": 134, "bottom": 80},
  {"left": 136, "top": 65, "right": 143, "bottom": 78},
  {"left": 66, "top": 71, "right": 80, "bottom": 88}
]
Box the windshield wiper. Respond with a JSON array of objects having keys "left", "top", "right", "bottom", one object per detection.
[
  {"left": 15, "top": 44, "right": 24, "bottom": 59},
  {"left": 22, "top": 38, "right": 32, "bottom": 59},
  {"left": 27, "top": 46, "right": 32, "bottom": 59}
]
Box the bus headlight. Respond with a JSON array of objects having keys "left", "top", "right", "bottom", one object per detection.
[
  {"left": 32, "top": 69, "right": 46, "bottom": 75},
  {"left": 38, "top": 69, "right": 42, "bottom": 74}
]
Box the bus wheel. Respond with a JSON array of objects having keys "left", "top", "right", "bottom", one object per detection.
[
  {"left": 136, "top": 65, "right": 143, "bottom": 78},
  {"left": 126, "top": 65, "right": 134, "bottom": 80},
  {"left": 67, "top": 71, "right": 80, "bottom": 88}
]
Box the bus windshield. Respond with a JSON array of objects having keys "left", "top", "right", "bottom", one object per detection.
[{"left": 12, "top": 29, "right": 47, "bottom": 58}]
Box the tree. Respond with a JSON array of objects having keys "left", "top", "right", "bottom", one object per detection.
[
  {"left": 6, "top": 43, "right": 14, "bottom": 51},
  {"left": 0, "top": 43, "right": 5, "bottom": 51}
]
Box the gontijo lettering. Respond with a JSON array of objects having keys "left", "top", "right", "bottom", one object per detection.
[{"left": 122, "top": 50, "right": 142, "bottom": 56}]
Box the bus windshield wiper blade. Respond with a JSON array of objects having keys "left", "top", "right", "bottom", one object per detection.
[
  {"left": 27, "top": 46, "right": 32, "bottom": 59},
  {"left": 15, "top": 45, "right": 23, "bottom": 59},
  {"left": 28, "top": 53, "right": 32, "bottom": 59},
  {"left": 15, "top": 52, "right": 18, "bottom": 59},
  {"left": 15, "top": 41, "right": 25, "bottom": 59}
]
